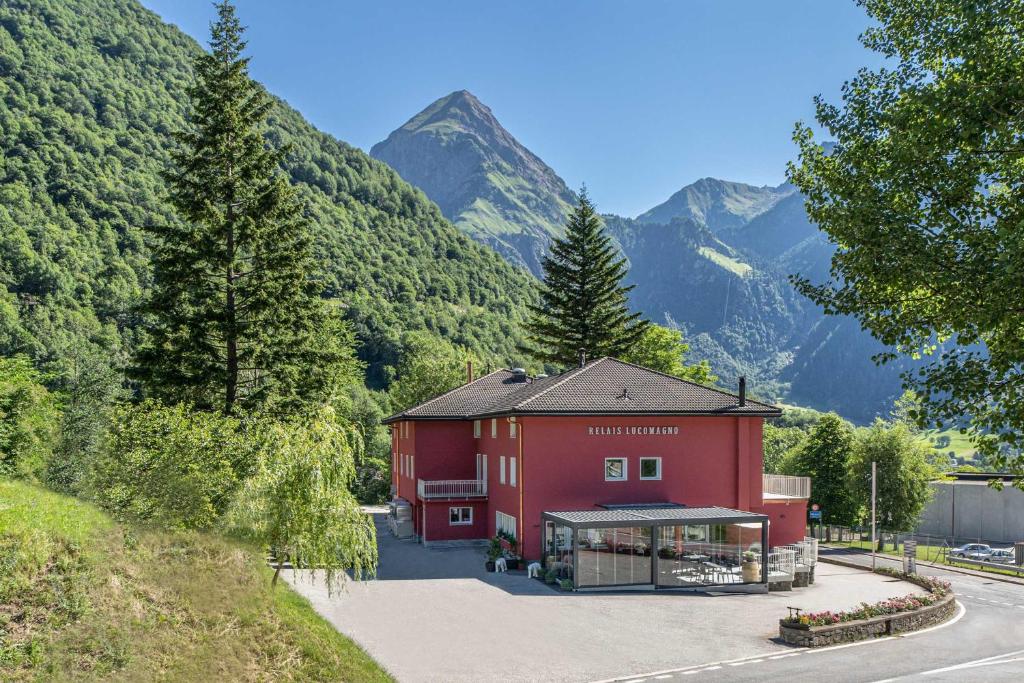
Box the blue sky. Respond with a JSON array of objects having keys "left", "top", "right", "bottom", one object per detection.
[{"left": 141, "top": 1, "right": 880, "bottom": 217}]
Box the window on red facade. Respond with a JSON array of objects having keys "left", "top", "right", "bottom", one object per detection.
[
  {"left": 605, "top": 457, "right": 627, "bottom": 481},
  {"left": 640, "top": 457, "right": 662, "bottom": 480},
  {"left": 450, "top": 507, "right": 472, "bottom": 525}
]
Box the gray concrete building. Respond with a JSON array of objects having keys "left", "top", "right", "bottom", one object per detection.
[{"left": 914, "top": 473, "right": 1024, "bottom": 544}]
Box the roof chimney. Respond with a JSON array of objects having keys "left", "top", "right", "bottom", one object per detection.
[
  {"left": 738, "top": 376, "right": 747, "bottom": 407},
  {"left": 578, "top": 348, "right": 587, "bottom": 368},
  {"left": 466, "top": 360, "right": 473, "bottom": 384}
]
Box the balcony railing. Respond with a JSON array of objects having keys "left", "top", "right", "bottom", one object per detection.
[
  {"left": 417, "top": 478, "right": 488, "bottom": 499},
  {"left": 763, "top": 473, "right": 811, "bottom": 499}
]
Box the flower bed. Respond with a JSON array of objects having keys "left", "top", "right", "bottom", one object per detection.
[{"left": 779, "top": 570, "right": 955, "bottom": 647}]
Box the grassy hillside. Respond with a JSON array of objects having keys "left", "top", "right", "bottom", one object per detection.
[
  {"left": 0, "top": 0, "right": 537, "bottom": 385},
  {"left": 0, "top": 479, "right": 391, "bottom": 681}
]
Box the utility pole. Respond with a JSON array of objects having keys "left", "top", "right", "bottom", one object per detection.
[{"left": 871, "top": 460, "right": 877, "bottom": 571}]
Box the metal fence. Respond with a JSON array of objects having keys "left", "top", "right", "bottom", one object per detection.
[
  {"left": 810, "top": 524, "right": 1024, "bottom": 569},
  {"left": 768, "top": 547, "right": 796, "bottom": 583},
  {"left": 763, "top": 473, "right": 811, "bottom": 498}
]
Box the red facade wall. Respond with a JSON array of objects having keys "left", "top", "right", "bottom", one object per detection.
[
  {"left": 757, "top": 499, "right": 808, "bottom": 547},
  {"left": 389, "top": 413, "right": 789, "bottom": 556},
  {"left": 414, "top": 421, "right": 477, "bottom": 481},
  {"left": 478, "top": 417, "right": 522, "bottom": 541},
  {"left": 422, "top": 500, "right": 488, "bottom": 542},
  {"left": 519, "top": 415, "right": 765, "bottom": 559}
]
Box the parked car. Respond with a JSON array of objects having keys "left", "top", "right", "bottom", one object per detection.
[
  {"left": 951, "top": 543, "right": 991, "bottom": 558},
  {"left": 988, "top": 548, "right": 1016, "bottom": 564}
]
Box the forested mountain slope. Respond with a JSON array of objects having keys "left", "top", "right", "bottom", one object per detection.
[{"left": 0, "top": 0, "right": 537, "bottom": 385}]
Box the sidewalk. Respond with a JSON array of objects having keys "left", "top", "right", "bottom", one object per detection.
[{"left": 819, "top": 545, "right": 1024, "bottom": 587}]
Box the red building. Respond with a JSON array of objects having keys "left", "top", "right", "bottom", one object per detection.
[{"left": 384, "top": 357, "right": 809, "bottom": 589}]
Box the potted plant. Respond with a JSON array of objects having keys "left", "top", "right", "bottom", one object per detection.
[
  {"left": 741, "top": 550, "right": 761, "bottom": 582},
  {"left": 485, "top": 537, "right": 502, "bottom": 572},
  {"left": 544, "top": 569, "right": 558, "bottom": 584},
  {"left": 499, "top": 531, "right": 520, "bottom": 570}
]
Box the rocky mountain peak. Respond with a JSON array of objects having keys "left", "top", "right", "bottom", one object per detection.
[{"left": 371, "top": 91, "right": 575, "bottom": 275}]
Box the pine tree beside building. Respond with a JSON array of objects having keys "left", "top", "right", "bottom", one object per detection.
[
  {"left": 135, "top": 0, "right": 357, "bottom": 415},
  {"left": 522, "top": 188, "right": 649, "bottom": 367}
]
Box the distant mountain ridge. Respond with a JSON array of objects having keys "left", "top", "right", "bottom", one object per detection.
[
  {"left": 636, "top": 177, "right": 794, "bottom": 232},
  {"left": 372, "top": 91, "right": 908, "bottom": 422},
  {"left": 371, "top": 90, "right": 575, "bottom": 275}
]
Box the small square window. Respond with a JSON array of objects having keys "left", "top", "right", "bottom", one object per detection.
[
  {"left": 449, "top": 507, "right": 472, "bottom": 525},
  {"left": 640, "top": 457, "right": 661, "bottom": 480},
  {"left": 605, "top": 457, "right": 627, "bottom": 481}
]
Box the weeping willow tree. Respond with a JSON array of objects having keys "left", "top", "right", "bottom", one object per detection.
[{"left": 227, "top": 407, "right": 377, "bottom": 591}]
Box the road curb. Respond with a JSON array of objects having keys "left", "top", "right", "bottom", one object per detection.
[{"left": 819, "top": 553, "right": 1024, "bottom": 587}]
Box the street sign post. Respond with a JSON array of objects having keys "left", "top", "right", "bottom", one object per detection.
[
  {"left": 904, "top": 539, "right": 917, "bottom": 574},
  {"left": 809, "top": 510, "right": 822, "bottom": 520}
]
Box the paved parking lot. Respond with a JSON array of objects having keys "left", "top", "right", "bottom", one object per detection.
[{"left": 285, "top": 514, "right": 919, "bottom": 683}]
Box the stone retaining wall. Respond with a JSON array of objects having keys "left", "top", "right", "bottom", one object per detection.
[{"left": 778, "top": 592, "right": 956, "bottom": 647}]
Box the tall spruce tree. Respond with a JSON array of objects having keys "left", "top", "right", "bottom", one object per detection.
[
  {"left": 522, "top": 188, "right": 649, "bottom": 366},
  {"left": 135, "top": 1, "right": 354, "bottom": 415}
]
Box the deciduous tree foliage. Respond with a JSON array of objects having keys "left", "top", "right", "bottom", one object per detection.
[
  {"left": 762, "top": 423, "right": 807, "bottom": 475},
  {"left": 87, "top": 401, "right": 255, "bottom": 529},
  {"left": 387, "top": 331, "right": 476, "bottom": 412},
  {"left": 226, "top": 407, "right": 378, "bottom": 592},
  {"left": 782, "top": 413, "right": 860, "bottom": 527},
  {"left": 0, "top": 356, "right": 59, "bottom": 480},
  {"left": 621, "top": 324, "right": 715, "bottom": 384},
  {"left": 522, "top": 189, "right": 649, "bottom": 367},
  {"left": 790, "top": 0, "right": 1024, "bottom": 478},
  {"left": 848, "top": 419, "right": 937, "bottom": 546}
]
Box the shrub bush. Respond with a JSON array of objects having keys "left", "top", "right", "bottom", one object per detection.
[
  {"left": 0, "top": 356, "right": 60, "bottom": 480},
  {"left": 87, "top": 401, "right": 259, "bottom": 529}
]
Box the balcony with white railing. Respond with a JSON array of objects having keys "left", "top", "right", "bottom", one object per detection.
[
  {"left": 763, "top": 473, "right": 811, "bottom": 500},
  {"left": 417, "top": 478, "right": 488, "bottom": 500}
]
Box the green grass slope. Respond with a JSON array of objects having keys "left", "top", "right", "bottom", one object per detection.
[
  {"left": 0, "top": 479, "right": 391, "bottom": 681},
  {"left": 0, "top": 0, "right": 537, "bottom": 384}
]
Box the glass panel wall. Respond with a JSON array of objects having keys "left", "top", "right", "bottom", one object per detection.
[
  {"left": 576, "top": 527, "right": 652, "bottom": 587},
  {"left": 544, "top": 522, "right": 575, "bottom": 581},
  {"left": 655, "top": 523, "right": 764, "bottom": 587}
]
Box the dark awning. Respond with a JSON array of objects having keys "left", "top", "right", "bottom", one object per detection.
[{"left": 542, "top": 506, "right": 768, "bottom": 529}]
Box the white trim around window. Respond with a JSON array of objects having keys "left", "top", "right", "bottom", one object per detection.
[
  {"left": 491, "top": 418, "right": 497, "bottom": 438},
  {"left": 604, "top": 457, "right": 627, "bottom": 481},
  {"left": 473, "top": 420, "right": 481, "bottom": 438},
  {"left": 509, "top": 421, "right": 517, "bottom": 438},
  {"left": 496, "top": 510, "right": 517, "bottom": 538},
  {"left": 510, "top": 456, "right": 517, "bottom": 487},
  {"left": 499, "top": 455, "right": 506, "bottom": 485},
  {"left": 639, "top": 457, "right": 662, "bottom": 480},
  {"left": 449, "top": 506, "right": 473, "bottom": 525}
]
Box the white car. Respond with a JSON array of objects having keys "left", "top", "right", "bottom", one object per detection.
[
  {"left": 951, "top": 543, "right": 991, "bottom": 558},
  {"left": 987, "top": 548, "right": 1016, "bottom": 564}
]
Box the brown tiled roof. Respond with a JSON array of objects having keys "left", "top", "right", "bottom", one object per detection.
[{"left": 382, "top": 357, "right": 780, "bottom": 423}]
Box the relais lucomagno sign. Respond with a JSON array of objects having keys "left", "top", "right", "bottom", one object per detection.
[{"left": 587, "top": 425, "right": 680, "bottom": 436}]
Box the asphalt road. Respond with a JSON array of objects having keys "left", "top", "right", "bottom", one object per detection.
[{"left": 601, "top": 551, "right": 1024, "bottom": 683}]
